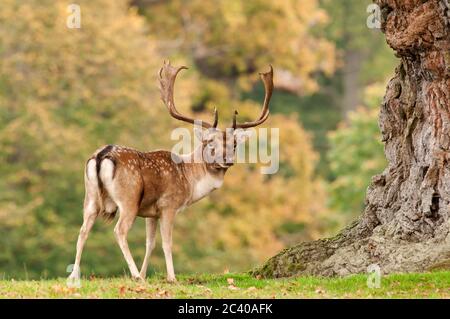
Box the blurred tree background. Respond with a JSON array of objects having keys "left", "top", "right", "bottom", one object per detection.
[{"left": 0, "top": 0, "right": 396, "bottom": 278}]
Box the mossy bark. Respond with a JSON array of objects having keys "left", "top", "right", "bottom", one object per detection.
[{"left": 253, "top": 0, "right": 450, "bottom": 278}]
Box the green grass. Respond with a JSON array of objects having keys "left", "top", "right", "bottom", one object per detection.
[{"left": 0, "top": 271, "right": 448, "bottom": 299}]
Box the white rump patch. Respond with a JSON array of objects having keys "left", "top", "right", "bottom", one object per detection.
[
  {"left": 99, "top": 158, "right": 115, "bottom": 185},
  {"left": 85, "top": 159, "right": 99, "bottom": 200},
  {"left": 86, "top": 159, "right": 97, "bottom": 183}
]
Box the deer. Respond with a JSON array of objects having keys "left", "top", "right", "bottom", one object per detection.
[{"left": 68, "top": 61, "right": 273, "bottom": 282}]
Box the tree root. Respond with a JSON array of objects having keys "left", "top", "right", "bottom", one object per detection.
[{"left": 252, "top": 219, "right": 450, "bottom": 278}]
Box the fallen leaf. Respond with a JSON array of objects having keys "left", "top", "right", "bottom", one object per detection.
[
  {"left": 156, "top": 287, "right": 171, "bottom": 298},
  {"left": 51, "top": 285, "right": 63, "bottom": 293},
  {"left": 51, "top": 284, "right": 76, "bottom": 295},
  {"left": 132, "top": 285, "right": 147, "bottom": 293},
  {"left": 315, "top": 287, "right": 325, "bottom": 294},
  {"left": 228, "top": 285, "right": 239, "bottom": 290}
]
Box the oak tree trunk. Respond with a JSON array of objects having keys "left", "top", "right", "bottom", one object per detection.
[{"left": 254, "top": 0, "right": 450, "bottom": 277}]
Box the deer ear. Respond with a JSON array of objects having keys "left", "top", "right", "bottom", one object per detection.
[
  {"left": 194, "top": 126, "right": 204, "bottom": 142},
  {"left": 234, "top": 129, "right": 254, "bottom": 145}
]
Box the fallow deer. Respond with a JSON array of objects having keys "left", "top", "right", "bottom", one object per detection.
[{"left": 68, "top": 61, "right": 273, "bottom": 282}]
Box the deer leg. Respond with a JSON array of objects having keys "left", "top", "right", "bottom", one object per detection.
[
  {"left": 139, "top": 217, "right": 157, "bottom": 279},
  {"left": 68, "top": 201, "right": 98, "bottom": 280},
  {"left": 160, "top": 211, "right": 176, "bottom": 282},
  {"left": 114, "top": 205, "right": 141, "bottom": 280}
]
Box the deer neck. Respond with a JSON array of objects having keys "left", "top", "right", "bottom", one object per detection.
[{"left": 181, "top": 146, "right": 226, "bottom": 204}]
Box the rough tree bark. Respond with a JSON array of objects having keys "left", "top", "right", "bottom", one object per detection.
[{"left": 253, "top": 0, "right": 450, "bottom": 277}]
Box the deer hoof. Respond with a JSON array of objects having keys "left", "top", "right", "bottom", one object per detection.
[
  {"left": 132, "top": 275, "right": 145, "bottom": 282},
  {"left": 166, "top": 277, "right": 177, "bottom": 283}
]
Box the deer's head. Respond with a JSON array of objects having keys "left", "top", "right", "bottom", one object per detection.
[{"left": 159, "top": 61, "right": 273, "bottom": 170}]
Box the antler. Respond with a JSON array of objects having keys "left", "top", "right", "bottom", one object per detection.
[
  {"left": 159, "top": 60, "right": 218, "bottom": 129},
  {"left": 232, "top": 65, "right": 273, "bottom": 129}
]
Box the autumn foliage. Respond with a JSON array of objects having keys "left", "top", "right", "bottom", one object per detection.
[{"left": 0, "top": 0, "right": 332, "bottom": 277}]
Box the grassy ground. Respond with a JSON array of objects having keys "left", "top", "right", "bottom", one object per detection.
[{"left": 0, "top": 271, "right": 448, "bottom": 299}]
